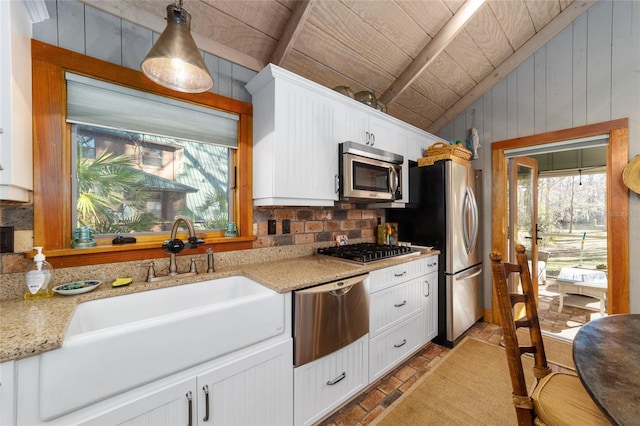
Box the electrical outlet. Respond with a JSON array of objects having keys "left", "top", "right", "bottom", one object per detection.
[
  {"left": 268, "top": 220, "right": 277, "bottom": 235},
  {"left": 282, "top": 219, "right": 290, "bottom": 234},
  {"left": 0, "top": 226, "right": 14, "bottom": 253}
]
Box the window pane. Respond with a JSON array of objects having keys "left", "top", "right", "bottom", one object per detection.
[{"left": 73, "top": 124, "right": 232, "bottom": 235}]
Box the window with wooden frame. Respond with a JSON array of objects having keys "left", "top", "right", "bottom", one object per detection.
[{"left": 31, "top": 40, "right": 254, "bottom": 268}]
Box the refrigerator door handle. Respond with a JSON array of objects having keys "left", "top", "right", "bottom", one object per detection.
[
  {"left": 462, "top": 187, "right": 479, "bottom": 254},
  {"left": 455, "top": 265, "right": 483, "bottom": 281}
]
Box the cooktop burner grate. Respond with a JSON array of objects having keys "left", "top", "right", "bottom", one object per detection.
[{"left": 317, "top": 243, "right": 418, "bottom": 264}]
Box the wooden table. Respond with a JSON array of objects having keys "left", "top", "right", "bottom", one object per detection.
[{"left": 573, "top": 314, "right": 640, "bottom": 425}]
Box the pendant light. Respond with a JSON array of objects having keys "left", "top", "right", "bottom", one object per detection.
[{"left": 141, "top": 0, "right": 213, "bottom": 93}]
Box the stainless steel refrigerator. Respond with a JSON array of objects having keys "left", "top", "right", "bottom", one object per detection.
[{"left": 387, "top": 159, "right": 483, "bottom": 347}]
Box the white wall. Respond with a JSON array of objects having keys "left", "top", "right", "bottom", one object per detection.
[{"left": 438, "top": 0, "right": 640, "bottom": 312}]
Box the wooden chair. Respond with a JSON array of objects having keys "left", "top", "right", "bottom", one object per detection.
[{"left": 489, "top": 244, "right": 610, "bottom": 426}]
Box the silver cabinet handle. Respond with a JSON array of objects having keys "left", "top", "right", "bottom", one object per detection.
[
  {"left": 365, "top": 131, "right": 370, "bottom": 145},
  {"left": 394, "top": 339, "right": 407, "bottom": 348},
  {"left": 202, "top": 384, "right": 210, "bottom": 422},
  {"left": 394, "top": 271, "right": 407, "bottom": 277},
  {"left": 428, "top": 262, "right": 437, "bottom": 268},
  {"left": 394, "top": 300, "right": 407, "bottom": 307},
  {"left": 335, "top": 174, "right": 340, "bottom": 193},
  {"left": 186, "top": 391, "right": 193, "bottom": 426},
  {"left": 370, "top": 132, "right": 375, "bottom": 146},
  {"left": 424, "top": 280, "right": 430, "bottom": 297},
  {"left": 327, "top": 372, "right": 346, "bottom": 386}
]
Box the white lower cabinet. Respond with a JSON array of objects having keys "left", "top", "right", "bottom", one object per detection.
[
  {"left": 368, "top": 255, "right": 439, "bottom": 382},
  {"left": 14, "top": 338, "right": 293, "bottom": 426},
  {"left": 293, "top": 335, "right": 368, "bottom": 426}
]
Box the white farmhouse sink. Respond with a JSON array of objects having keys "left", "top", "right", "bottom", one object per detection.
[{"left": 38, "top": 276, "right": 285, "bottom": 421}]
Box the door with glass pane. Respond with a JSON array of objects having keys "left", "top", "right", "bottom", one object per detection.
[{"left": 509, "top": 157, "right": 539, "bottom": 317}]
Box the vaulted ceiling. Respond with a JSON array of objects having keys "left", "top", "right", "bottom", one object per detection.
[{"left": 85, "top": 0, "right": 596, "bottom": 134}]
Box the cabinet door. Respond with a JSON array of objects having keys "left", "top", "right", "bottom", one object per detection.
[
  {"left": 334, "top": 99, "right": 370, "bottom": 145},
  {"left": 271, "top": 80, "right": 339, "bottom": 205},
  {"left": 252, "top": 72, "right": 339, "bottom": 206},
  {"left": 423, "top": 270, "right": 439, "bottom": 342},
  {"left": 78, "top": 378, "right": 197, "bottom": 426},
  {"left": 368, "top": 115, "right": 403, "bottom": 154},
  {"left": 197, "top": 339, "right": 293, "bottom": 426}
]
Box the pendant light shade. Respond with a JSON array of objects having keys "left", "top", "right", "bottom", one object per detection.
[{"left": 141, "top": 2, "right": 213, "bottom": 93}]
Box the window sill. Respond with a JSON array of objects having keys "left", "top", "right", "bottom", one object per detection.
[{"left": 26, "top": 237, "right": 256, "bottom": 269}]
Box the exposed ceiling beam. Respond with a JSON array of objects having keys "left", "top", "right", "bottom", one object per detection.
[
  {"left": 379, "top": 0, "right": 486, "bottom": 106},
  {"left": 427, "top": 0, "right": 598, "bottom": 134},
  {"left": 270, "top": 0, "right": 315, "bottom": 66}
]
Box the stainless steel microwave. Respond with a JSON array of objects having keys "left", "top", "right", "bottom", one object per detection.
[{"left": 339, "top": 141, "right": 403, "bottom": 202}]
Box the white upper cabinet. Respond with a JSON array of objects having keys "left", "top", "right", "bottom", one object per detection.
[
  {"left": 0, "top": 0, "right": 37, "bottom": 202},
  {"left": 334, "top": 98, "right": 404, "bottom": 154},
  {"left": 247, "top": 64, "right": 444, "bottom": 206},
  {"left": 247, "top": 64, "right": 340, "bottom": 206}
]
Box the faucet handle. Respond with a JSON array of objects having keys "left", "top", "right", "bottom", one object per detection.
[
  {"left": 189, "top": 258, "right": 198, "bottom": 274},
  {"left": 163, "top": 238, "right": 185, "bottom": 253},
  {"left": 137, "top": 261, "right": 156, "bottom": 282},
  {"left": 187, "top": 237, "right": 205, "bottom": 248}
]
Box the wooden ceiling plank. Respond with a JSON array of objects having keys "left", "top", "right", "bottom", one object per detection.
[
  {"left": 395, "top": 87, "right": 446, "bottom": 121},
  {"left": 293, "top": 22, "right": 395, "bottom": 95},
  {"left": 200, "top": 0, "right": 291, "bottom": 39},
  {"left": 379, "top": 0, "right": 486, "bottom": 106},
  {"left": 427, "top": 52, "right": 477, "bottom": 96},
  {"left": 444, "top": 30, "right": 495, "bottom": 83},
  {"left": 270, "top": 0, "right": 315, "bottom": 65},
  {"left": 309, "top": 0, "right": 412, "bottom": 77},
  {"left": 427, "top": 0, "right": 598, "bottom": 133},
  {"left": 342, "top": 0, "right": 430, "bottom": 58},
  {"left": 412, "top": 70, "right": 461, "bottom": 110},
  {"left": 398, "top": 0, "right": 454, "bottom": 38},
  {"left": 489, "top": 0, "right": 536, "bottom": 50},
  {"left": 525, "top": 0, "right": 562, "bottom": 32},
  {"left": 463, "top": 4, "right": 513, "bottom": 67}
]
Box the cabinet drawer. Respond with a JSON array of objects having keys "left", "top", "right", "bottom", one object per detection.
[
  {"left": 424, "top": 255, "right": 438, "bottom": 273},
  {"left": 370, "top": 277, "right": 423, "bottom": 337},
  {"left": 369, "top": 258, "right": 426, "bottom": 293},
  {"left": 294, "top": 335, "right": 368, "bottom": 426},
  {"left": 369, "top": 313, "right": 425, "bottom": 382}
]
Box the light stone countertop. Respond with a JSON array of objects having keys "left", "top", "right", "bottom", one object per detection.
[{"left": 0, "top": 251, "right": 438, "bottom": 362}]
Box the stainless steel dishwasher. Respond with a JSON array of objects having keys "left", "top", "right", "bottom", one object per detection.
[{"left": 293, "top": 274, "right": 370, "bottom": 367}]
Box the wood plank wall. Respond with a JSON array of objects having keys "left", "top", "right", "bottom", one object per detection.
[
  {"left": 32, "top": 0, "right": 257, "bottom": 103},
  {"left": 437, "top": 0, "right": 640, "bottom": 313}
]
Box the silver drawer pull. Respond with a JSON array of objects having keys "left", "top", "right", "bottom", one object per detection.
[
  {"left": 202, "top": 384, "right": 210, "bottom": 422},
  {"left": 327, "top": 372, "right": 346, "bottom": 386},
  {"left": 394, "top": 271, "right": 407, "bottom": 277},
  {"left": 394, "top": 300, "right": 407, "bottom": 307},
  {"left": 186, "top": 391, "right": 193, "bottom": 426},
  {"left": 428, "top": 262, "right": 437, "bottom": 267},
  {"left": 394, "top": 339, "right": 407, "bottom": 348}
]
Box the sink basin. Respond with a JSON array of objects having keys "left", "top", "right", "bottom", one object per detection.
[{"left": 38, "top": 276, "right": 285, "bottom": 420}]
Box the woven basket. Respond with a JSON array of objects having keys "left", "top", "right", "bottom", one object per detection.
[{"left": 424, "top": 142, "right": 472, "bottom": 160}]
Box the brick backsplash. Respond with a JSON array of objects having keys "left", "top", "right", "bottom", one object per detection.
[{"left": 253, "top": 204, "right": 384, "bottom": 248}]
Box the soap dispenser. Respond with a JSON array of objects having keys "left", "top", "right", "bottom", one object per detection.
[{"left": 25, "top": 247, "right": 54, "bottom": 300}]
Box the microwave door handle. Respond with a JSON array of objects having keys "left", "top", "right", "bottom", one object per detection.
[{"left": 389, "top": 167, "right": 398, "bottom": 195}]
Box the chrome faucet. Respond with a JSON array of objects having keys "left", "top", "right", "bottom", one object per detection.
[{"left": 161, "top": 215, "right": 204, "bottom": 277}]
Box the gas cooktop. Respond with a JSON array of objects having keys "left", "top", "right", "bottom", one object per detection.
[{"left": 317, "top": 243, "right": 420, "bottom": 264}]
